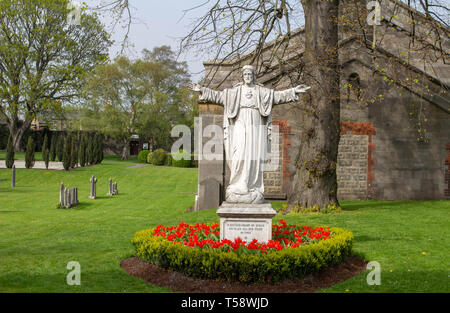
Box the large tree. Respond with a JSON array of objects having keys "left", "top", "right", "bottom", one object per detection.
[
  {"left": 78, "top": 47, "right": 195, "bottom": 159},
  {"left": 0, "top": 0, "right": 111, "bottom": 152}
]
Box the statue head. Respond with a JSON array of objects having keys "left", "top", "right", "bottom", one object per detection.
[{"left": 242, "top": 65, "right": 256, "bottom": 86}]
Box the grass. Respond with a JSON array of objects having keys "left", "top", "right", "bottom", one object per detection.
[
  {"left": 0, "top": 152, "right": 139, "bottom": 163},
  {"left": 0, "top": 151, "right": 43, "bottom": 161},
  {"left": 0, "top": 159, "right": 448, "bottom": 292}
]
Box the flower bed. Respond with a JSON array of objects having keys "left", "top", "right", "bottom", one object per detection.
[{"left": 132, "top": 220, "right": 354, "bottom": 283}]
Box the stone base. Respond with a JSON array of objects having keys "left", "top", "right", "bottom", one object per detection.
[{"left": 216, "top": 202, "right": 277, "bottom": 243}]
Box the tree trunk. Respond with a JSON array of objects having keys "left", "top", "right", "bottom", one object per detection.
[
  {"left": 289, "top": 0, "right": 341, "bottom": 209},
  {"left": 121, "top": 142, "right": 129, "bottom": 160},
  {"left": 8, "top": 118, "right": 32, "bottom": 153}
]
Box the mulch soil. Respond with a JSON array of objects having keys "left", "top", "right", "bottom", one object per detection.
[{"left": 120, "top": 255, "right": 367, "bottom": 293}]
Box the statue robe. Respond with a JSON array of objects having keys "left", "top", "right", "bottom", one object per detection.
[{"left": 200, "top": 83, "right": 298, "bottom": 203}]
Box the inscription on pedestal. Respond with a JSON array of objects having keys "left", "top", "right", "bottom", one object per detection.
[{"left": 221, "top": 219, "right": 272, "bottom": 243}]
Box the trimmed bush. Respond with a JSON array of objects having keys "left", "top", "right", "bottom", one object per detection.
[
  {"left": 138, "top": 150, "right": 150, "bottom": 163},
  {"left": 50, "top": 134, "right": 57, "bottom": 162},
  {"left": 171, "top": 149, "right": 191, "bottom": 168},
  {"left": 62, "top": 135, "right": 71, "bottom": 171},
  {"left": 42, "top": 135, "right": 49, "bottom": 169},
  {"left": 132, "top": 225, "right": 354, "bottom": 283},
  {"left": 150, "top": 149, "right": 166, "bottom": 165},
  {"left": 87, "top": 134, "right": 94, "bottom": 165},
  {"left": 25, "top": 137, "right": 35, "bottom": 169},
  {"left": 191, "top": 154, "right": 198, "bottom": 168},
  {"left": 164, "top": 153, "right": 172, "bottom": 166},
  {"left": 97, "top": 134, "right": 104, "bottom": 164},
  {"left": 56, "top": 135, "right": 64, "bottom": 162},
  {"left": 6, "top": 134, "right": 14, "bottom": 168},
  {"left": 146, "top": 151, "right": 153, "bottom": 164},
  {"left": 0, "top": 124, "right": 8, "bottom": 150},
  {"left": 79, "top": 134, "right": 86, "bottom": 167},
  {"left": 70, "top": 136, "right": 78, "bottom": 168}
]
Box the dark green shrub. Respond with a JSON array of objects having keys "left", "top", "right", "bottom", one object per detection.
[
  {"left": 87, "top": 134, "right": 94, "bottom": 165},
  {"left": 50, "top": 134, "right": 57, "bottom": 162},
  {"left": 42, "top": 135, "right": 49, "bottom": 169},
  {"left": 146, "top": 151, "right": 153, "bottom": 164},
  {"left": 62, "top": 135, "right": 71, "bottom": 171},
  {"left": 150, "top": 149, "right": 166, "bottom": 165},
  {"left": 70, "top": 135, "right": 78, "bottom": 168},
  {"left": 132, "top": 226, "right": 354, "bottom": 283},
  {"left": 79, "top": 134, "right": 86, "bottom": 167},
  {"left": 165, "top": 153, "right": 172, "bottom": 166},
  {"left": 138, "top": 150, "right": 150, "bottom": 163},
  {"left": 191, "top": 154, "right": 198, "bottom": 168},
  {"left": 25, "top": 137, "right": 35, "bottom": 169},
  {"left": 56, "top": 135, "right": 64, "bottom": 162},
  {"left": 171, "top": 149, "right": 191, "bottom": 168},
  {"left": 6, "top": 134, "right": 14, "bottom": 168},
  {"left": 0, "top": 124, "right": 8, "bottom": 150},
  {"left": 96, "top": 134, "right": 103, "bottom": 164}
]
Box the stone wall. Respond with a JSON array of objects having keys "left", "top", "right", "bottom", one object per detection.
[
  {"left": 263, "top": 126, "right": 284, "bottom": 197},
  {"left": 337, "top": 134, "right": 369, "bottom": 200}
]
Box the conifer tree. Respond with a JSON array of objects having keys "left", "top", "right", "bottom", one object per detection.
[
  {"left": 94, "top": 133, "right": 102, "bottom": 164},
  {"left": 79, "top": 134, "right": 86, "bottom": 167},
  {"left": 50, "top": 133, "right": 57, "bottom": 162},
  {"left": 62, "top": 135, "right": 72, "bottom": 171},
  {"left": 42, "top": 135, "right": 49, "bottom": 169},
  {"left": 87, "top": 134, "right": 95, "bottom": 165},
  {"left": 25, "top": 137, "right": 35, "bottom": 169},
  {"left": 6, "top": 134, "right": 14, "bottom": 169},
  {"left": 57, "top": 134, "right": 64, "bottom": 162},
  {"left": 98, "top": 134, "right": 104, "bottom": 164},
  {"left": 70, "top": 135, "right": 78, "bottom": 168}
]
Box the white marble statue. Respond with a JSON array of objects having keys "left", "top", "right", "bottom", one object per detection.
[{"left": 190, "top": 65, "right": 310, "bottom": 204}]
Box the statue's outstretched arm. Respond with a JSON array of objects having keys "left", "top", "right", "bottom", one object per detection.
[
  {"left": 189, "top": 82, "right": 224, "bottom": 107},
  {"left": 273, "top": 84, "right": 311, "bottom": 106}
]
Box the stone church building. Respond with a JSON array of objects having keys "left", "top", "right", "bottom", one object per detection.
[{"left": 194, "top": 0, "right": 450, "bottom": 210}]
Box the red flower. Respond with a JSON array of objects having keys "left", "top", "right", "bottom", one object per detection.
[{"left": 151, "top": 220, "right": 333, "bottom": 254}]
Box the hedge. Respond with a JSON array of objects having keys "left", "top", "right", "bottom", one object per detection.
[
  {"left": 171, "top": 149, "right": 191, "bottom": 168},
  {"left": 132, "top": 226, "right": 353, "bottom": 283},
  {"left": 146, "top": 151, "right": 153, "bottom": 164},
  {"left": 138, "top": 150, "right": 150, "bottom": 163},
  {"left": 165, "top": 153, "right": 172, "bottom": 166},
  {"left": 151, "top": 149, "right": 166, "bottom": 165}
]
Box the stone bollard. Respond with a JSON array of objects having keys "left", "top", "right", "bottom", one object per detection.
[
  {"left": 11, "top": 165, "right": 15, "bottom": 187},
  {"left": 89, "top": 176, "right": 97, "bottom": 199}
]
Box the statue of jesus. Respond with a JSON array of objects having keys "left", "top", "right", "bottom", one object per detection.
[{"left": 190, "top": 65, "right": 310, "bottom": 204}]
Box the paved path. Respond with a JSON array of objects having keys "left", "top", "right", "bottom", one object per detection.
[
  {"left": 0, "top": 160, "right": 65, "bottom": 170},
  {"left": 125, "top": 163, "right": 148, "bottom": 169}
]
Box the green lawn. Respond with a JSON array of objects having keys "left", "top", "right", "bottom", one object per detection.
[
  {"left": 0, "top": 152, "right": 139, "bottom": 163},
  {"left": 0, "top": 151, "right": 43, "bottom": 161},
  {"left": 0, "top": 159, "right": 448, "bottom": 292}
]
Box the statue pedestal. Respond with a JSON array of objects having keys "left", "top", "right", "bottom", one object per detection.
[{"left": 217, "top": 202, "right": 277, "bottom": 243}]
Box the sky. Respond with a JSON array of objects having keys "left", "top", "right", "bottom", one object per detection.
[
  {"left": 83, "top": 0, "right": 210, "bottom": 82},
  {"left": 80, "top": 0, "right": 448, "bottom": 83}
]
